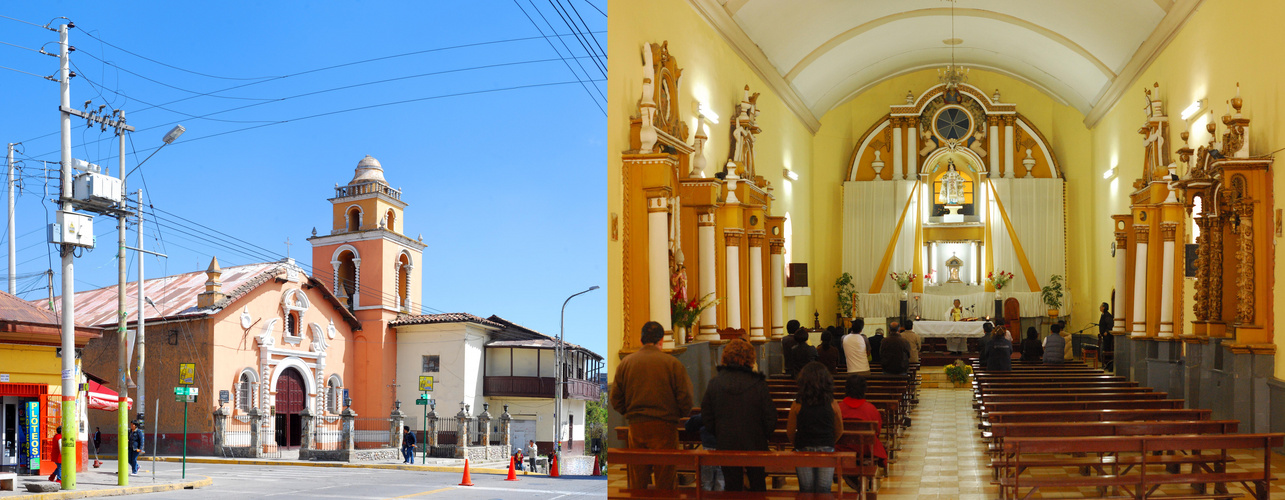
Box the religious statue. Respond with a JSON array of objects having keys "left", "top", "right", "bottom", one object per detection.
[
  {"left": 945, "top": 254, "right": 964, "bottom": 283},
  {"left": 918, "top": 122, "right": 935, "bottom": 156},
  {"left": 940, "top": 160, "right": 965, "bottom": 205},
  {"left": 969, "top": 125, "right": 988, "bottom": 158}
]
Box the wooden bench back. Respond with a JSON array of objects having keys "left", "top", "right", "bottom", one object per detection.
[
  {"left": 980, "top": 399, "right": 1186, "bottom": 413},
  {"left": 985, "top": 408, "right": 1210, "bottom": 424},
  {"left": 990, "top": 420, "right": 1238, "bottom": 439},
  {"left": 980, "top": 392, "right": 1167, "bottom": 403}
]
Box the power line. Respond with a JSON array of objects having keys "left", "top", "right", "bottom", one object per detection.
[
  {"left": 548, "top": 0, "right": 607, "bottom": 77},
  {"left": 0, "top": 39, "right": 44, "bottom": 54},
  {"left": 562, "top": 0, "right": 607, "bottom": 62},
  {"left": 580, "top": 0, "right": 605, "bottom": 17},
  {"left": 77, "top": 50, "right": 277, "bottom": 101},
  {"left": 76, "top": 27, "right": 278, "bottom": 82},
  {"left": 513, "top": 1, "right": 606, "bottom": 115},
  {"left": 0, "top": 64, "right": 54, "bottom": 81},
  {"left": 0, "top": 14, "right": 50, "bottom": 30}
]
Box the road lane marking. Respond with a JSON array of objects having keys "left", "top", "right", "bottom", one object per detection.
[
  {"left": 389, "top": 486, "right": 455, "bottom": 498},
  {"left": 465, "top": 486, "right": 601, "bottom": 496}
]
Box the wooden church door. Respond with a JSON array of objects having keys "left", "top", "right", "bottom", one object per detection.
[{"left": 274, "top": 368, "right": 307, "bottom": 448}]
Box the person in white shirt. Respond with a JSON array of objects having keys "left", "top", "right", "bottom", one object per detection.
[
  {"left": 842, "top": 318, "right": 870, "bottom": 374},
  {"left": 946, "top": 299, "right": 967, "bottom": 354}
]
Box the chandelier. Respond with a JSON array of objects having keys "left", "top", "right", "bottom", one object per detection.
[{"left": 938, "top": 0, "right": 967, "bottom": 89}]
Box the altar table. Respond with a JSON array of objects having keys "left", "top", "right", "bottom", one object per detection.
[{"left": 913, "top": 320, "right": 987, "bottom": 338}]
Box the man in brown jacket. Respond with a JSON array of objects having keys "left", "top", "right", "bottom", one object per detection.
[
  {"left": 611, "top": 321, "right": 694, "bottom": 490},
  {"left": 901, "top": 319, "right": 922, "bottom": 365}
]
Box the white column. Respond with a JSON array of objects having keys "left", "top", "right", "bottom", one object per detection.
[
  {"left": 1113, "top": 235, "right": 1127, "bottom": 333},
  {"left": 647, "top": 197, "right": 672, "bottom": 347},
  {"left": 748, "top": 234, "right": 766, "bottom": 342},
  {"left": 1158, "top": 223, "right": 1177, "bottom": 337},
  {"left": 696, "top": 213, "right": 719, "bottom": 341},
  {"left": 906, "top": 120, "right": 918, "bottom": 180},
  {"left": 1003, "top": 118, "right": 1015, "bottom": 179},
  {"left": 1130, "top": 225, "right": 1150, "bottom": 336},
  {"left": 769, "top": 242, "right": 785, "bottom": 339},
  {"left": 725, "top": 230, "right": 743, "bottom": 330},
  {"left": 892, "top": 119, "right": 905, "bottom": 180},
  {"left": 988, "top": 119, "right": 1000, "bottom": 177}
]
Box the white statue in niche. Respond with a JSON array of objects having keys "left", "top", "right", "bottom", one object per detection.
[
  {"left": 940, "top": 160, "right": 965, "bottom": 205},
  {"left": 946, "top": 254, "right": 964, "bottom": 283}
]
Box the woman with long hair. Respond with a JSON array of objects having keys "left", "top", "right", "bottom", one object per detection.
[
  {"left": 700, "top": 339, "right": 776, "bottom": 491},
  {"left": 786, "top": 362, "right": 844, "bottom": 493}
]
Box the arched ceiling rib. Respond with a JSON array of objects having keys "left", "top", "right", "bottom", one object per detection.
[{"left": 689, "top": 0, "right": 1204, "bottom": 130}]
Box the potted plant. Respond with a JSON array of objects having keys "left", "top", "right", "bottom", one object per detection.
[
  {"left": 1041, "top": 274, "right": 1064, "bottom": 318},
  {"left": 944, "top": 360, "right": 972, "bottom": 387},
  {"left": 834, "top": 272, "right": 858, "bottom": 322}
]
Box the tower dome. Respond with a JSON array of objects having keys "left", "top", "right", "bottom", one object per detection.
[{"left": 351, "top": 155, "right": 387, "bottom": 184}]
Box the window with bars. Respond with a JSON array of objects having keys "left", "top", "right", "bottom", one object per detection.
[
  {"left": 238, "top": 372, "right": 254, "bottom": 411},
  {"left": 422, "top": 355, "right": 439, "bottom": 373}
]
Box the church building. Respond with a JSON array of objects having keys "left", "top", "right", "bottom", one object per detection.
[{"left": 609, "top": 0, "right": 1285, "bottom": 495}]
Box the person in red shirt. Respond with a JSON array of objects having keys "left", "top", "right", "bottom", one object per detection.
[
  {"left": 836, "top": 374, "right": 886, "bottom": 491},
  {"left": 48, "top": 426, "right": 63, "bottom": 482}
]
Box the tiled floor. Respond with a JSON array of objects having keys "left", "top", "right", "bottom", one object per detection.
[{"left": 610, "top": 386, "right": 1285, "bottom": 498}]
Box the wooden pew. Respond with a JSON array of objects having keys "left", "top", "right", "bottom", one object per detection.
[
  {"left": 979, "top": 399, "right": 1187, "bottom": 415},
  {"left": 995, "top": 433, "right": 1284, "bottom": 500},
  {"left": 981, "top": 408, "right": 1211, "bottom": 429}
]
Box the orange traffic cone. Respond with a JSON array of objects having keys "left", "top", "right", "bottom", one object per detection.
[
  {"left": 591, "top": 454, "right": 600, "bottom": 476},
  {"left": 458, "top": 459, "right": 474, "bottom": 486},
  {"left": 505, "top": 456, "right": 519, "bottom": 481},
  {"left": 550, "top": 454, "right": 560, "bottom": 478}
]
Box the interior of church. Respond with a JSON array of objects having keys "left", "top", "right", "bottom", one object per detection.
[{"left": 608, "top": 0, "right": 1285, "bottom": 497}]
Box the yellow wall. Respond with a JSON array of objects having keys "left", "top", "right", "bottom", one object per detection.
[
  {"left": 0, "top": 344, "right": 61, "bottom": 384},
  {"left": 1087, "top": 0, "right": 1285, "bottom": 376},
  {"left": 810, "top": 69, "right": 1095, "bottom": 322},
  {"left": 608, "top": 0, "right": 815, "bottom": 377}
]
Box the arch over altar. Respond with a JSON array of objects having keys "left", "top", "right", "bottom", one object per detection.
[{"left": 840, "top": 83, "right": 1067, "bottom": 320}]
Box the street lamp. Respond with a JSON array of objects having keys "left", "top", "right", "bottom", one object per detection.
[{"left": 556, "top": 285, "right": 598, "bottom": 456}]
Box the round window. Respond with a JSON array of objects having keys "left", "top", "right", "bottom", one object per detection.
[{"left": 933, "top": 106, "right": 973, "bottom": 142}]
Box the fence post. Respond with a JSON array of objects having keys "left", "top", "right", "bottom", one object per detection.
[
  {"left": 341, "top": 407, "right": 357, "bottom": 453},
  {"left": 299, "top": 406, "right": 314, "bottom": 451},
  {"left": 247, "top": 408, "right": 262, "bottom": 458},
  {"left": 455, "top": 402, "right": 470, "bottom": 459},
  {"left": 500, "top": 404, "right": 512, "bottom": 457},
  {"left": 390, "top": 402, "right": 405, "bottom": 449},
  {"left": 478, "top": 403, "right": 492, "bottom": 460},
  {"left": 426, "top": 403, "right": 438, "bottom": 449},
  {"left": 212, "top": 406, "right": 228, "bottom": 455}
]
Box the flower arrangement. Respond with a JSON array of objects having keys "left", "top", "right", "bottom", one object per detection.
[
  {"left": 944, "top": 360, "right": 972, "bottom": 385},
  {"left": 923, "top": 269, "right": 936, "bottom": 285},
  {"left": 890, "top": 271, "right": 916, "bottom": 290},
  {"left": 986, "top": 270, "right": 1015, "bottom": 290},
  {"left": 671, "top": 292, "right": 718, "bottom": 331},
  {"left": 834, "top": 272, "right": 859, "bottom": 318}
]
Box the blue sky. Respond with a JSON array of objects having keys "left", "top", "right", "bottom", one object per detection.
[{"left": 0, "top": 2, "right": 606, "bottom": 358}]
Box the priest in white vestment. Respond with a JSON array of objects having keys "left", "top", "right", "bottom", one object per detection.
[{"left": 947, "top": 299, "right": 967, "bottom": 354}]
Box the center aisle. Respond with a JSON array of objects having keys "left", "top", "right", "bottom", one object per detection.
[{"left": 878, "top": 387, "right": 997, "bottom": 499}]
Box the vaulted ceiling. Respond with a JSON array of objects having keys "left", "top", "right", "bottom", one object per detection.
[{"left": 689, "top": 0, "right": 1203, "bottom": 131}]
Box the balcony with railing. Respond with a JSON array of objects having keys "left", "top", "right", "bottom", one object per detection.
[
  {"left": 333, "top": 181, "right": 402, "bottom": 201},
  {"left": 482, "top": 375, "right": 601, "bottom": 401}
]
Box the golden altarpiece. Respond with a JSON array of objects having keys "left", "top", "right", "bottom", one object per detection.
[
  {"left": 1112, "top": 83, "right": 1274, "bottom": 431},
  {"left": 618, "top": 41, "right": 786, "bottom": 359}
]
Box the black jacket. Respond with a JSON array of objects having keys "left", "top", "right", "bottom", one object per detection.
[
  {"left": 788, "top": 343, "right": 818, "bottom": 377},
  {"left": 986, "top": 338, "right": 1013, "bottom": 371},
  {"left": 879, "top": 334, "right": 911, "bottom": 375},
  {"left": 701, "top": 364, "right": 777, "bottom": 452},
  {"left": 1019, "top": 338, "right": 1043, "bottom": 362},
  {"left": 868, "top": 334, "right": 883, "bottom": 358}
]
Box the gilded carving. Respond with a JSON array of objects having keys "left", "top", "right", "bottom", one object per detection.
[
  {"left": 724, "top": 230, "right": 743, "bottom": 247},
  {"left": 1192, "top": 217, "right": 1209, "bottom": 321},
  {"left": 1234, "top": 202, "right": 1254, "bottom": 324},
  {"left": 1160, "top": 222, "right": 1177, "bottom": 242},
  {"left": 1208, "top": 217, "right": 1223, "bottom": 321}
]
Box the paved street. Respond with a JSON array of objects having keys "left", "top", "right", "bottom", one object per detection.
[{"left": 126, "top": 462, "right": 606, "bottom": 500}]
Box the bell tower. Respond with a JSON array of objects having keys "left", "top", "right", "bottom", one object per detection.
[{"left": 309, "top": 155, "right": 426, "bottom": 415}]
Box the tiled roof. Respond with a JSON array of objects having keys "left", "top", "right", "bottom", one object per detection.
[
  {"left": 0, "top": 290, "right": 100, "bottom": 344},
  {"left": 485, "top": 315, "right": 602, "bottom": 359},
  {"left": 390, "top": 312, "right": 501, "bottom": 328}
]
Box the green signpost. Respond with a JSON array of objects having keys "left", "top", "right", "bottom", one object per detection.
[
  {"left": 173, "top": 385, "right": 197, "bottom": 478},
  {"left": 418, "top": 375, "right": 432, "bottom": 464}
]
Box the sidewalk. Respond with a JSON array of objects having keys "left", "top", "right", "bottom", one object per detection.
[
  {"left": 101, "top": 454, "right": 535, "bottom": 476},
  {"left": 0, "top": 467, "right": 210, "bottom": 500}
]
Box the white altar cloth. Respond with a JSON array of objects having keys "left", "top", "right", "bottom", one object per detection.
[{"left": 913, "top": 321, "right": 987, "bottom": 338}]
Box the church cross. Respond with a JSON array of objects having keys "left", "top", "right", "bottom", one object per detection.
[{"left": 284, "top": 237, "right": 292, "bottom": 258}]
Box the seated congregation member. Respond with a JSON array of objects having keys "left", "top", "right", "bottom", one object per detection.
[
  {"left": 789, "top": 330, "right": 819, "bottom": 378},
  {"left": 979, "top": 321, "right": 994, "bottom": 361},
  {"left": 683, "top": 414, "right": 724, "bottom": 491},
  {"left": 1019, "top": 327, "right": 1043, "bottom": 362},
  {"left": 986, "top": 327, "right": 1013, "bottom": 371},
  {"left": 878, "top": 328, "right": 911, "bottom": 375},
  {"left": 611, "top": 321, "right": 694, "bottom": 489},
  {"left": 836, "top": 374, "right": 887, "bottom": 490},
  {"left": 842, "top": 319, "right": 870, "bottom": 375},
  {"left": 786, "top": 362, "right": 845, "bottom": 494},
  {"left": 701, "top": 339, "right": 776, "bottom": 492},
  {"left": 817, "top": 331, "right": 841, "bottom": 373},
  {"left": 868, "top": 328, "right": 884, "bottom": 359},
  {"left": 1043, "top": 323, "right": 1067, "bottom": 364},
  {"left": 781, "top": 321, "right": 802, "bottom": 376},
  {"left": 900, "top": 320, "right": 921, "bottom": 365},
  {"left": 1060, "top": 320, "right": 1074, "bottom": 361}
]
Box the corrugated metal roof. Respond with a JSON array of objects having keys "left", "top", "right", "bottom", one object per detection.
[
  {"left": 485, "top": 315, "right": 602, "bottom": 359},
  {"left": 0, "top": 289, "right": 68, "bottom": 325},
  {"left": 390, "top": 312, "right": 500, "bottom": 328},
  {"left": 55, "top": 262, "right": 284, "bottom": 327}
]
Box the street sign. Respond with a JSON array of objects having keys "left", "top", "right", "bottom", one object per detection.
[
  {"left": 414, "top": 399, "right": 429, "bottom": 405},
  {"left": 174, "top": 386, "right": 199, "bottom": 396},
  {"left": 179, "top": 363, "right": 195, "bottom": 385},
  {"left": 418, "top": 376, "right": 433, "bottom": 392},
  {"left": 174, "top": 394, "right": 197, "bottom": 403},
  {"left": 219, "top": 390, "right": 230, "bottom": 405}
]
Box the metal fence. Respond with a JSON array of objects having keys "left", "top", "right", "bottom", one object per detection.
[
  {"left": 312, "top": 417, "right": 344, "bottom": 451},
  {"left": 224, "top": 418, "right": 255, "bottom": 448},
  {"left": 353, "top": 417, "right": 391, "bottom": 450},
  {"left": 436, "top": 417, "right": 459, "bottom": 445}
]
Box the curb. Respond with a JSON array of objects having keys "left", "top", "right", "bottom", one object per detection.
[
  {"left": 1, "top": 476, "right": 212, "bottom": 500},
  {"left": 138, "top": 456, "right": 546, "bottom": 476}
]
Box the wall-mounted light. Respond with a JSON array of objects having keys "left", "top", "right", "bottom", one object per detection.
[
  {"left": 783, "top": 168, "right": 799, "bottom": 181},
  {"left": 694, "top": 101, "right": 719, "bottom": 124},
  {"left": 1102, "top": 167, "right": 1115, "bottom": 180},
  {"left": 1180, "top": 99, "right": 1204, "bottom": 120}
]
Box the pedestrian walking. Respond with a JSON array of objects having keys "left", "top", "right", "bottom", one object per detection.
[{"left": 401, "top": 426, "right": 416, "bottom": 464}]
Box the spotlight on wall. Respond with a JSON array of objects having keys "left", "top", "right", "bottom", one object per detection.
[
  {"left": 1102, "top": 167, "right": 1116, "bottom": 180},
  {"left": 1180, "top": 99, "right": 1204, "bottom": 120},
  {"left": 694, "top": 101, "right": 719, "bottom": 124},
  {"left": 783, "top": 168, "right": 799, "bottom": 181}
]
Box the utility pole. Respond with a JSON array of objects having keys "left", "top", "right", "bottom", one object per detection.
[
  {"left": 7, "top": 142, "right": 15, "bottom": 295},
  {"left": 135, "top": 189, "right": 145, "bottom": 422},
  {"left": 115, "top": 114, "right": 130, "bottom": 486},
  {"left": 557, "top": 286, "right": 598, "bottom": 458},
  {"left": 56, "top": 22, "right": 77, "bottom": 490}
]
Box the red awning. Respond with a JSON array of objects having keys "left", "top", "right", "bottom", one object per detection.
[{"left": 86, "top": 379, "right": 133, "bottom": 412}]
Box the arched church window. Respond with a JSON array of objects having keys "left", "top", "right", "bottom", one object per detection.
[
  {"left": 1191, "top": 195, "right": 1203, "bottom": 243},
  {"left": 326, "top": 375, "right": 342, "bottom": 414},
  {"left": 347, "top": 206, "right": 362, "bottom": 232},
  {"left": 396, "top": 253, "right": 411, "bottom": 311},
  {"left": 336, "top": 250, "right": 358, "bottom": 310},
  {"left": 286, "top": 311, "right": 299, "bottom": 338},
  {"left": 386, "top": 209, "right": 396, "bottom": 233},
  {"left": 238, "top": 371, "right": 255, "bottom": 411}
]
